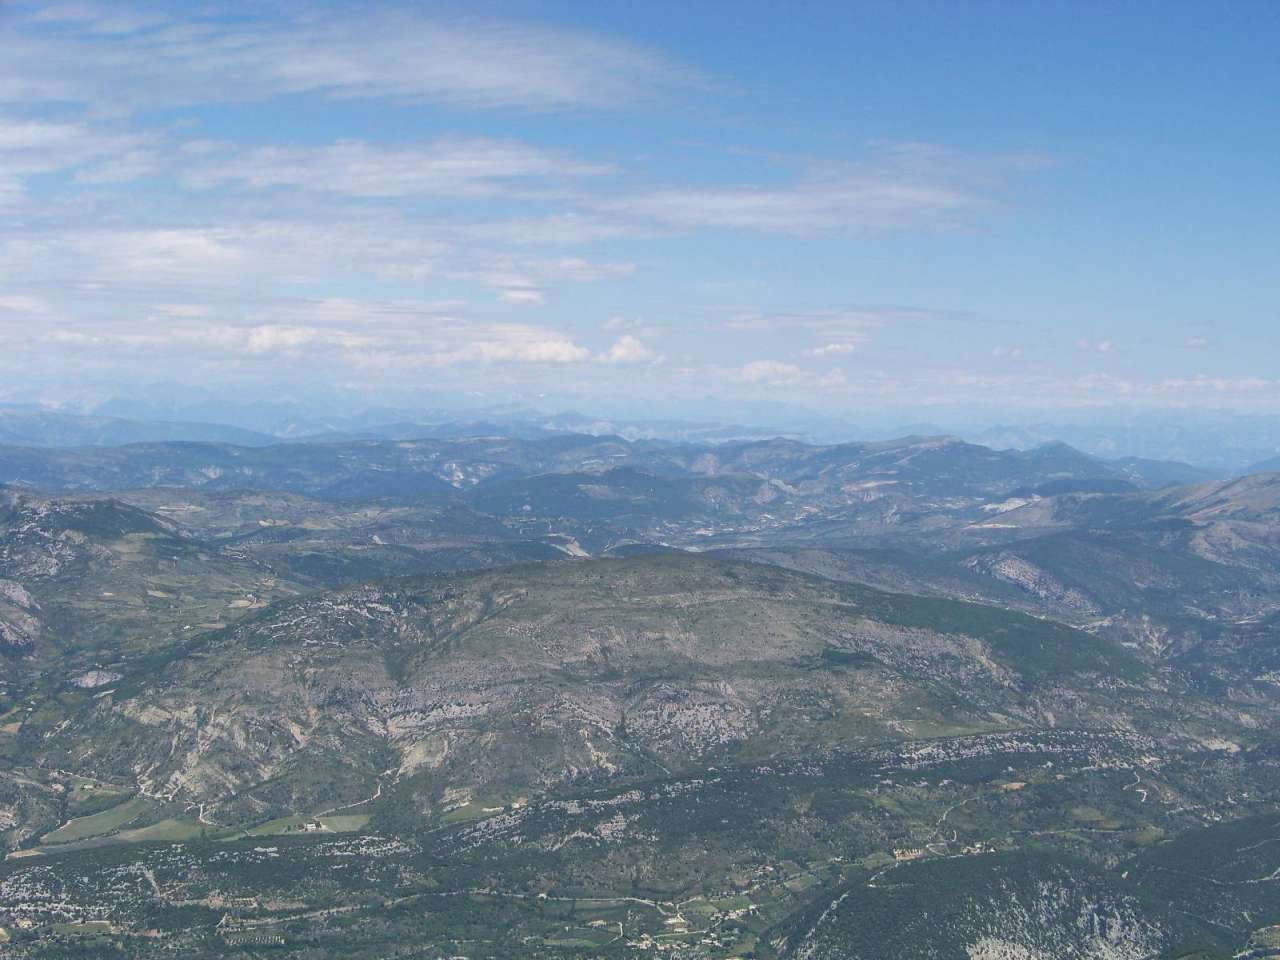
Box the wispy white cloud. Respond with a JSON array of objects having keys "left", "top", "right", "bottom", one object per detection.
[
  {"left": 0, "top": 294, "right": 57, "bottom": 316},
  {"left": 28, "top": 3, "right": 169, "bottom": 35},
  {"left": 1075, "top": 337, "right": 1114, "bottom": 353},
  {"left": 3, "top": 4, "right": 702, "bottom": 112},
  {"left": 4, "top": 220, "right": 451, "bottom": 295},
  {"left": 0, "top": 114, "right": 159, "bottom": 202},
  {"left": 180, "top": 137, "right": 611, "bottom": 199},
  {"left": 497, "top": 287, "right": 547, "bottom": 306},
  {"left": 727, "top": 306, "right": 956, "bottom": 358},
  {"left": 605, "top": 177, "right": 976, "bottom": 233},
  {"left": 598, "top": 144, "right": 1030, "bottom": 235},
  {"left": 463, "top": 257, "right": 635, "bottom": 306}
]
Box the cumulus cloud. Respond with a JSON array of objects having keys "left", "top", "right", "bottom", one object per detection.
[
  {"left": 738, "top": 360, "right": 803, "bottom": 383},
  {"left": 804, "top": 342, "right": 858, "bottom": 358},
  {"left": 430, "top": 327, "right": 591, "bottom": 365},
  {"left": 599, "top": 335, "right": 655, "bottom": 365}
]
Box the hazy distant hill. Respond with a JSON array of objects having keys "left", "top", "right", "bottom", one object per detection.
[
  {"left": 1246, "top": 455, "right": 1280, "bottom": 474},
  {"left": 0, "top": 433, "right": 1186, "bottom": 500},
  {"left": 0, "top": 407, "right": 275, "bottom": 448},
  {"left": 970, "top": 418, "right": 1280, "bottom": 474}
]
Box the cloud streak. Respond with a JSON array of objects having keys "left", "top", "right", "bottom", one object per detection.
[
  {"left": 180, "top": 137, "right": 612, "bottom": 199},
  {"left": 3, "top": 4, "right": 702, "bottom": 112},
  {"left": 606, "top": 177, "right": 977, "bottom": 234}
]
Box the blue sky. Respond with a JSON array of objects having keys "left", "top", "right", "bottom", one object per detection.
[{"left": 0, "top": 0, "right": 1277, "bottom": 423}]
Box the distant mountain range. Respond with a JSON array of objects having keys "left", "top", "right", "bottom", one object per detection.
[
  {"left": 0, "top": 432, "right": 1211, "bottom": 503},
  {"left": 965, "top": 418, "right": 1280, "bottom": 473},
  {"left": 10, "top": 397, "right": 1280, "bottom": 471}
]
